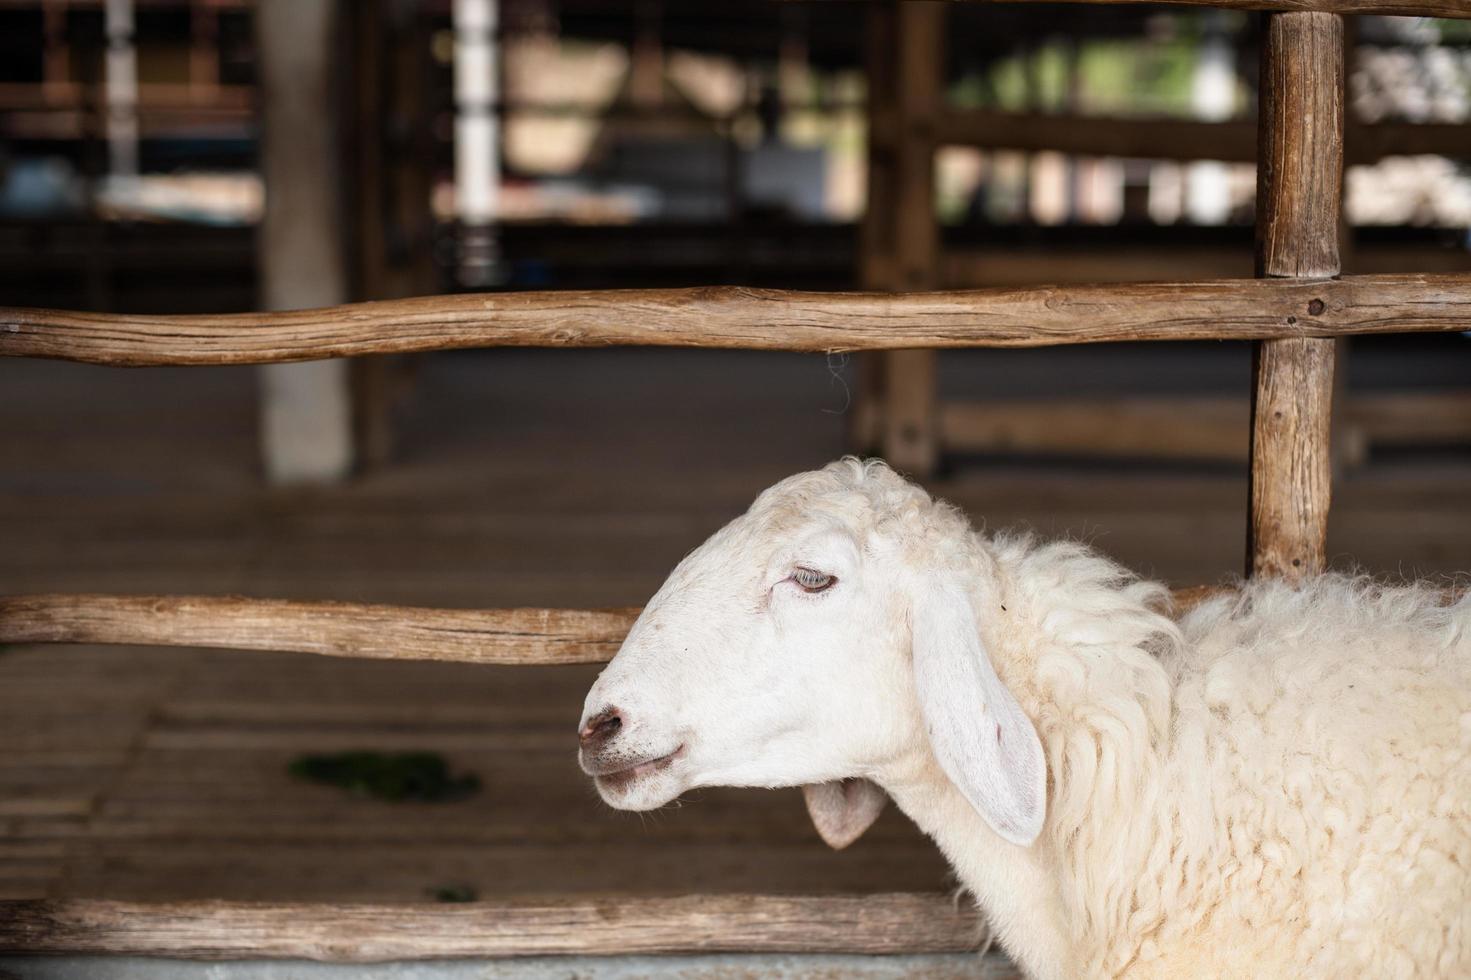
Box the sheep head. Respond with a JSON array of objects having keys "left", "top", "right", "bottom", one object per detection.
[{"left": 577, "top": 458, "right": 1046, "bottom": 848}]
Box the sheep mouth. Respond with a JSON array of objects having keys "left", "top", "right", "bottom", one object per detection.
[{"left": 589, "top": 746, "right": 684, "bottom": 790}]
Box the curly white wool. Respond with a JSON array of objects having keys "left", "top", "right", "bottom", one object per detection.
[{"left": 853, "top": 458, "right": 1468, "bottom": 978}]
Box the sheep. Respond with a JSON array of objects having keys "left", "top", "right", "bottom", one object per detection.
[{"left": 576, "top": 457, "right": 1471, "bottom": 979}]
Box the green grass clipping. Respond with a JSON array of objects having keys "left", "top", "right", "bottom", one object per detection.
[{"left": 288, "top": 751, "right": 481, "bottom": 803}]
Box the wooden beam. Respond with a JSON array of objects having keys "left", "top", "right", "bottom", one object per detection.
[
  {"left": 1256, "top": 19, "right": 1344, "bottom": 282},
  {"left": 880, "top": 1, "right": 945, "bottom": 476},
  {"left": 0, "top": 590, "right": 1226, "bottom": 664},
  {"left": 5, "top": 274, "right": 1471, "bottom": 364},
  {"left": 942, "top": 246, "right": 1254, "bottom": 287},
  {"left": 938, "top": 110, "right": 1471, "bottom": 165},
  {"left": 1249, "top": 11, "right": 1343, "bottom": 582},
  {"left": 942, "top": 243, "right": 1470, "bottom": 289},
  {"left": 0, "top": 0, "right": 253, "bottom": 7},
  {"left": 942, "top": 397, "right": 1250, "bottom": 461},
  {"left": 0, "top": 894, "right": 986, "bottom": 960},
  {"left": 1349, "top": 121, "right": 1471, "bottom": 164},
  {"left": 0, "top": 595, "right": 637, "bottom": 665},
  {"left": 4, "top": 0, "right": 1465, "bottom": 14},
  {"left": 939, "top": 110, "right": 1256, "bottom": 163},
  {"left": 884, "top": 349, "right": 940, "bottom": 475},
  {"left": 939, "top": 391, "right": 1471, "bottom": 462},
  {"left": 1351, "top": 390, "right": 1471, "bottom": 445},
  {"left": 945, "top": 0, "right": 1471, "bottom": 19},
  {"left": 851, "top": 0, "right": 900, "bottom": 453},
  {"left": 1249, "top": 337, "right": 1336, "bottom": 577}
]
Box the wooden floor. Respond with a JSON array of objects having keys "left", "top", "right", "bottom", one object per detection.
[{"left": 1, "top": 346, "right": 1468, "bottom": 905}]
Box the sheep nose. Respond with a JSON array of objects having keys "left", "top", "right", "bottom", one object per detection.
[{"left": 579, "top": 707, "right": 623, "bottom": 749}]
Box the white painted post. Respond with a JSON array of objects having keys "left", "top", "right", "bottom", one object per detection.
[
  {"left": 104, "top": 0, "right": 138, "bottom": 178},
  {"left": 454, "top": 0, "right": 502, "bottom": 286}
]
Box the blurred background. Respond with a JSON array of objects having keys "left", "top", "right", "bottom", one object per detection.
[{"left": 1, "top": 0, "right": 1468, "bottom": 926}]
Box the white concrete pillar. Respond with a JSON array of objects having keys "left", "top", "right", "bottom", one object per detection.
[{"left": 255, "top": 0, "right": 353, "bottom": 484}]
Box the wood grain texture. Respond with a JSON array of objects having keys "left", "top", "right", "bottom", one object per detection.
[
  {"left": 1257, "top": 13, "right": 1343, "bottom": 281},
  {"left": 1249, "top": 337, "right": 1336, "bottom": 578},
  {"left": 949, "top": 0, "right": 1471, "bottom": 17},
  {"left": 0, "top": 591, "right": 1223, "bottom": 663},
  {"left": 0, "top": 894, "right": 986, "bottom": 960},
  {"left": 5, "top": 274, "right": 1471, "bottom": 365},
  {"left": 0, "top": 595, "right": 638, "bottom": 665},
  {"left": 1250, "top": 12, "right": 1343, "bottom": 581}
]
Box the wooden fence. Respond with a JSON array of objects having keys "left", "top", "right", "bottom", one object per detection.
[
  {"left": 0, "top": 895, "right": 987, "bottom": 961},
  {"left": 4, "top": 275, "right": 1471, "bottom": 364},
  {"left": 3, "top": 0, "right": 1471, "bottom": 963}
]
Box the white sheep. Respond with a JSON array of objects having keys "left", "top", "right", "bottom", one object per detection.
[{"left": 577, "top": 458, "right": 1470, "bottom": 979}]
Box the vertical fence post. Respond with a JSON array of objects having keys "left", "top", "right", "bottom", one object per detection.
[
  {"left": 879, "top": 0, "right": 943, "bottom": 476},
  {"left": 1248, "top": 11, "right": 1343, "bottom": 581},
  {"left": 851, "top": 1, "right": 899, "bottom": 453}
]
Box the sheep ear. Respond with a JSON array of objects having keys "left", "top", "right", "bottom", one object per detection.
[
  {"left": 911, "top": 580, "right": 1046, "bottom": 846},
  {"left": 802, "top": 779, "right": 887, "bottom": 850}
]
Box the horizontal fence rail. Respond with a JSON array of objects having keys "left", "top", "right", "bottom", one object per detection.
[
  {"left": 0, "top": 594, "right": 636, "bottom": 665},
  {"left": 0, "top": 894, "right": 986, "bottom": 961},
  {"left": 935, "top": 110, "right": 1471, "bottom": 164},
  {"left": 0, "top": 589, "right": 1225, "bottom": 663},
  {"left": 4, "top": 274, "right": 1471, "bottom": 366},
  {"left": 964, "top": 0, "right": 1471, "bottom": 17}
]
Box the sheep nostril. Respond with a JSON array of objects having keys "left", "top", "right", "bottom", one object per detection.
[{"left": 579, "top": 708, "right": 623, "bottom": 747}]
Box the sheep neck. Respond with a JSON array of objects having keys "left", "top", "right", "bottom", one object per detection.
[
  {"left": 880, "top": 751, "right": 1077, "bottom": 980},
  {"left": 881, "top": 536, "right": 1179, "bottom": 979},
  {"left": 1001, "top": 539, "right": 1180, "bottom": 975}
]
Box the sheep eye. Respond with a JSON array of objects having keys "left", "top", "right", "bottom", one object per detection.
[{"left": 792, "top": 567, "right": 835, "bottom": 593}]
